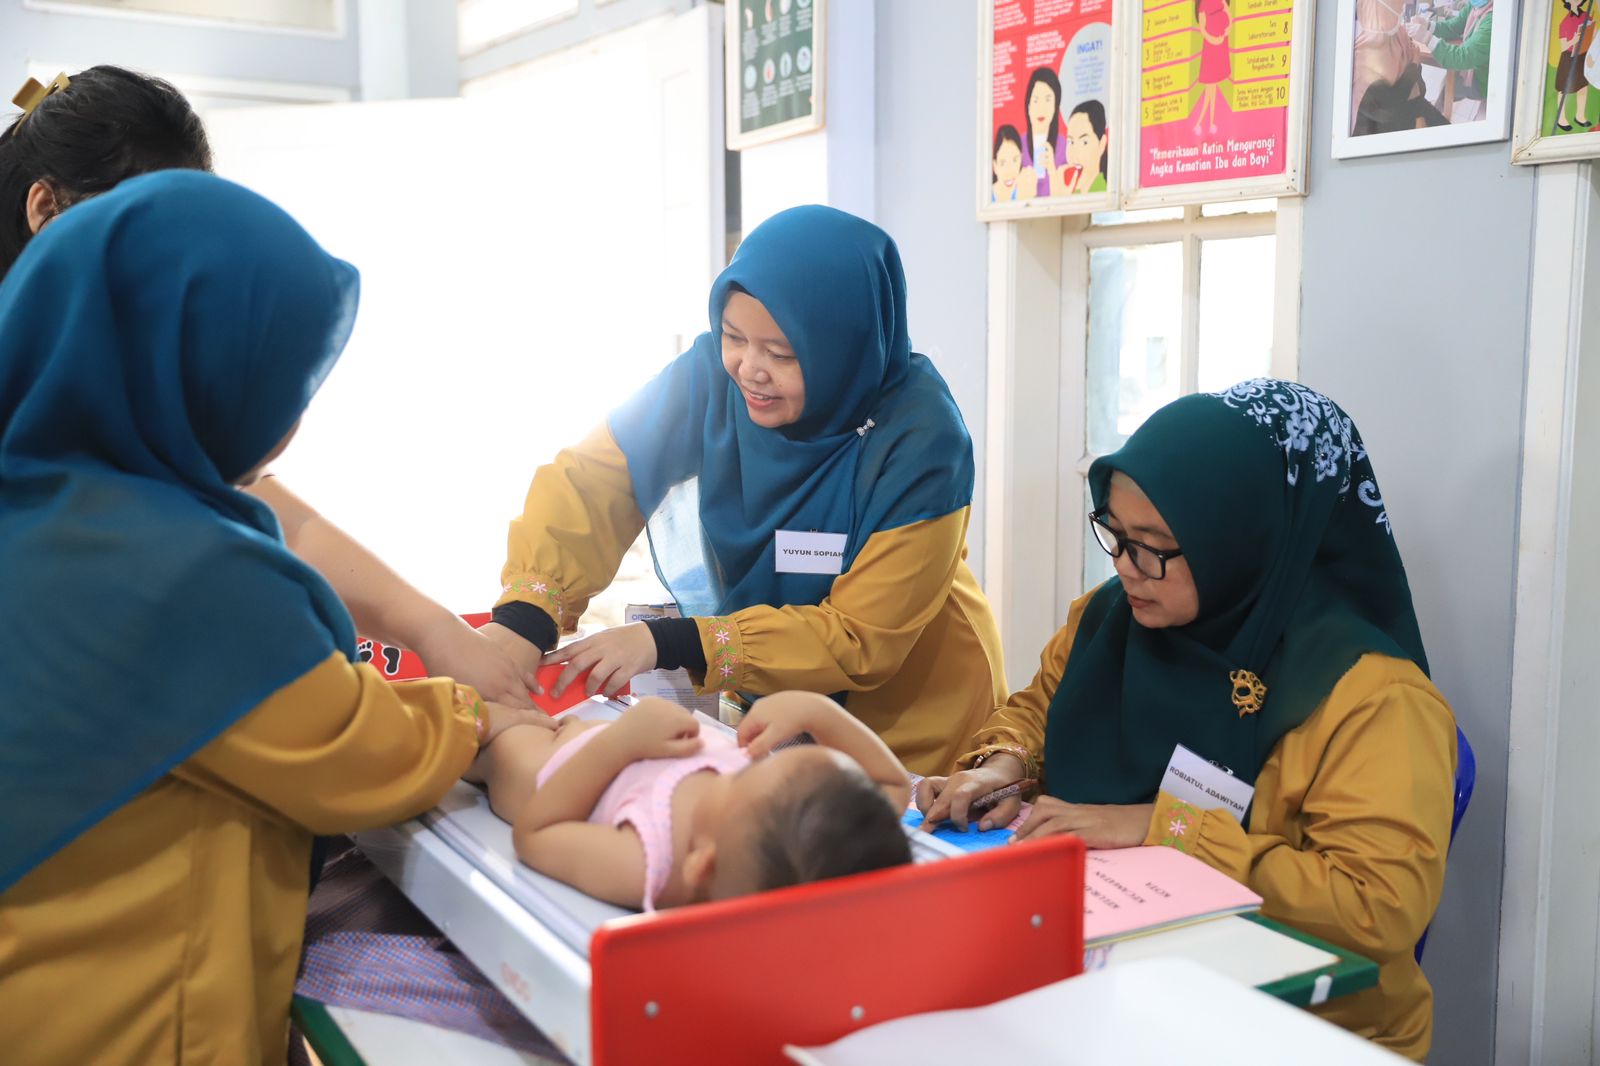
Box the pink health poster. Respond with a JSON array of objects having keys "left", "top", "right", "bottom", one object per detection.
[
  {"left": 1136, "top": 0, "right": 1300, "bottom": 195},
  {"left": 984, "top": 0, "right": 1116, "bottom": 218}
]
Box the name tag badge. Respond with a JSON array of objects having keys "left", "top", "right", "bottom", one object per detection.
[
  {"left": 1159, "top": 743, "right": 1255, "bottom": 824},
  {"left": 774, "top": 530, "right": 848, "bottom": 575}
]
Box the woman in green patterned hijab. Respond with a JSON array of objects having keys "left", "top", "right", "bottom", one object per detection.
[{"left": 918, "top": 380, "right": 1456, "bottom": 1059}]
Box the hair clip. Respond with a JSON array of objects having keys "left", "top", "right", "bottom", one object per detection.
[{"left": 11, "top": 73, "right": 71, "bottom": 124}]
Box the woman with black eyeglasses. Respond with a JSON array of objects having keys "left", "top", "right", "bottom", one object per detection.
[{"left": 917, "top": 379, "right": 1456, "bottom": 1062}]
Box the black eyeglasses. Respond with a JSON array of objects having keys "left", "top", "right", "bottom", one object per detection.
[{"left": 1089, "top": 509, "right": 1184, "bottom": 580}]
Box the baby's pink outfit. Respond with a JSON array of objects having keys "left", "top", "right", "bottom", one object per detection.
[{"left": 535, "top": 724, "right": 750, "bottom": 911}]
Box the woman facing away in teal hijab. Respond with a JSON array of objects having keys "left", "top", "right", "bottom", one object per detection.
[
  {"left": 0, "top": 171, "right": 539, "bottom": 1065},
  {"left": 917, "top": 380, "right": 1456, "bottom": 1061},
  {"left": 478, "top": 205, "right": 1008, "bottom": 776}
]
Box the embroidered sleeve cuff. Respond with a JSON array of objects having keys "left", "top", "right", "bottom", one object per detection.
[
  {"left": 490, "top": 600, "right": 559, "bottom": 653},
  {"left": 1147, "top": 792, "right": 1203, "bottom": 854},
  {"left": 644, "top": 617, "right": 706, "bottom": 673},
  {"left": 696, "top": 615, "right": 745, "bottom": 691}
]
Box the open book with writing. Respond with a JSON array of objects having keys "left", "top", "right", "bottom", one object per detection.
[{"left": 1083, "top": 846, "right": 1262, "bottom": 945}]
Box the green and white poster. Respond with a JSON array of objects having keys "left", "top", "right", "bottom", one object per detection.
[{"left": 726, "top": 0, "right": 825, "bottom": 149}]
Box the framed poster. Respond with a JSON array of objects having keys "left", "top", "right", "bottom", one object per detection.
[
  {"left": 1124, "top": 0, "right": 1313, "bottom": 207},
  {"left": 1331, "top": 0, "right": 1515, "bottom": 158},
  {"left": 1511, "top": 0, "right": 1600, "bottom": 164},
  {"left": 977, "top": 0, "right": 1120, "bottom": 220},
  {"left": 725, "top": 0, "right": 825, "bottom": 151}
]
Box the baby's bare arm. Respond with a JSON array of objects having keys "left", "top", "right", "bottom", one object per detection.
[{"left": 470, "top": 722, "right": 566, "bottom": 823}]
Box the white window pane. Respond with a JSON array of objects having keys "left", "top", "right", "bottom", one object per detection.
[
  {"left": 1090, "top": 206, "right": 1185, "bottom": 227},
  {"left": 458, "top": 0, "right": 578, "bottom": 55},
  {"left": 1082, "top": 478, "right": 1118, "bottom": 592},
  {"left": 1201, "top": 198, "right": 1277, "bottom": 217},
  {"left": 39, "top": 0, "right": 336, "bottom": 30},
  {"left": 1086, "top": 242, "right": 1182, "bottom": 455},
  {"left": 1196, "top": 235, "right": 1276, "bottom": 394}
]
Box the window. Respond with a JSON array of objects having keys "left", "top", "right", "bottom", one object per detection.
[
  {"left": 26, "top": 0, "right": 340, "bottom": 33},
  {"left": 1065, "top": 200, "right": 1290, "bottom": 597},
  {"left": 457, "top": 0, "right": 579, "bottom": 57}
]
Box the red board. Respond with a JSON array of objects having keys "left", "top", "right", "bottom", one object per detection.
[{"left": 590, "top": 835, "right": 1086, "bottom": 1065}]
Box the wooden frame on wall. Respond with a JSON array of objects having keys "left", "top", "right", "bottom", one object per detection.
[
  {"left": 1331, "top": 0, "right": 1517, "bottom": 159},
  {"left": 1121, "top": 0, "right": 1315, "bottom": 208},
  {"left": 724, "top": 0, "right": 825, "bottom": 151},
  {"left": 1511, "top": 0, "right": 1600, "bottom": 165},
  {"left": 976, "top": 0, "right": 1123, "bottom": 221}
]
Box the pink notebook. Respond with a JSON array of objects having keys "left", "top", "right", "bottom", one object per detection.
[{"left": 1082, "top": 846, "right": 1262, "bottom": 945}]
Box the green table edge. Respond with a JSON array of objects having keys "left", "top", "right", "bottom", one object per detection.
[
  {"left": 293, "top": 995, "right": 368, "bottom": 1066},
  {"left": 1242, "top": 912, "right": 1380, "bottom": 1006}
]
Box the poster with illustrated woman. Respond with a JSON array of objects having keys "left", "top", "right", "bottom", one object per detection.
[
  {"left": 979, "top": 0, "right": 1117, "bottom": 219},
  {"left": 1127, "top": 0, "right": 1313, "bottom": 205},
  {"left": 1510, "top": 0, "right": 1600, "bottom": 162}
]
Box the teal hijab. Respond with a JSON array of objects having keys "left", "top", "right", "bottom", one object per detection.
[
  {"left": 1043, "top": 380, "right": 1428, "bottom": 803},
  {"left": 610, "top": 206, "right": 974, "bottom": 618},
  {"left": 0, "top": 171, "right": 359, "bottom": 892}
]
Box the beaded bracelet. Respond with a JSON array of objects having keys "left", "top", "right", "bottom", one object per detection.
[{"left": 972, "top": 744, "right": 1038, "bottom": 784}]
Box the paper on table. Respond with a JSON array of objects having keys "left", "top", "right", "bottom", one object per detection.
[
  {"left": 1086, "top": 914, "right": 1337, "bottom": 987},
  {"left": 1082, "top": 846, "right": 1262, "bottom": 945},
  {"left": 782, "top": 957, "right": 1409, "bottom": 1066}
]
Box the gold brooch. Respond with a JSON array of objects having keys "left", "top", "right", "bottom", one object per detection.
[{"left": 1230, "top": 669, "right": 1267, "bottom": 717}]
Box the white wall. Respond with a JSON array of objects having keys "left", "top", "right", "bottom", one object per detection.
[{"left": 873, "top": 1, "right": 990, "bottom": 579}]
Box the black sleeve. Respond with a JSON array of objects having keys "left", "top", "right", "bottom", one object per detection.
[
  {"left": 644, "top": 617, "right": 707, "bottom": 673},
  {"left": 490, "top": 600, "right": 560, "bottom": 653}
]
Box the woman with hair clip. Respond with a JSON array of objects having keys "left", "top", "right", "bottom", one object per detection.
[{"left": 1, "top": 66, "right": 548, "bottom": 711}]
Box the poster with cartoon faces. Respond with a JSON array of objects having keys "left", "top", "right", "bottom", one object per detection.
[{"left": 981, "top": 0, "right": 1117, "bottom": 218}]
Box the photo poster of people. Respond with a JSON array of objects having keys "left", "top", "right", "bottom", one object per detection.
[
  {"left": 984, "top": 0, "right": 1116, "bottom": 218},
  {"left": 1136, "top": 0, "right": 1297, "bottom": 193},
  {"left": 1346, "top": 0, "right": 1498, "bottom": 137},
  {"left": 1540, "top": 0, "right": 1600, "bottom": 136}
]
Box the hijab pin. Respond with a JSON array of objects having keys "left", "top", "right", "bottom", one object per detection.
[
  {"left": 1229, "top": 669, "right": 1267, "bottom": 718},
  {"left": 856, "top": 418, "right": 876, "bottom": 438}
]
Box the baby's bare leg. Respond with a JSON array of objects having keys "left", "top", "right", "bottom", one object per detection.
[{"left": 471, "top": 723, "right": 562, "bottom": 824}]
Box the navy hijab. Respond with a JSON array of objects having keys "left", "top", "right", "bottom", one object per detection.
[
  {"left": 0, "top": 171, "right": 359, "bottom": 892},
  {"left": 610, "top": 205, "right": 974, "bottom": 617}
]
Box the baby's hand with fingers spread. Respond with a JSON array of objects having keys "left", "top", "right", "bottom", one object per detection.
[{"left": 614, "top": 697, "right": 703, "bottom": 760}]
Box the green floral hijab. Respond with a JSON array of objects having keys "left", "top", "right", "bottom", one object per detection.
[{"left": 1042, "top": 379, "right": 1428, "bottom": 803}]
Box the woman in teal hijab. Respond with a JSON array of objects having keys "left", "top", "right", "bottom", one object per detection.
[
  {"left": 481, "top": 206, "right": 1007, "bottom": 775},
  {"left": 918, "top": 380, "right": 1456, "bottom": 1060},
  {"left": 0, "top": 171, "right": 530, "bottom": 1065}
]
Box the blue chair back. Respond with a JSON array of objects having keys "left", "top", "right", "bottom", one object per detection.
[{"left": 1416, "top": 724, "right": 1475, "bottom": 962}]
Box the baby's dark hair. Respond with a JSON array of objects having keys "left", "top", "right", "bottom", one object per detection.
[
  {"left": 0, "top": 65, "right": 212, "bottom": 278},
  {"left": 749, "top": 762, "right": 911, "bottom": 892}
]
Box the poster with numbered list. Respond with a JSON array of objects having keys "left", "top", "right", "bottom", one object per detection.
[
  {"left": 1128, "top": 0, "right": 1312, "bottom": 205},
  {"left": 979, "top": 0, "right": 1119, "bottom": 220}
]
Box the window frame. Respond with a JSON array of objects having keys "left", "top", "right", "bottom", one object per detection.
[{"left": 982, "top": 199, "right": 1301, "bottom": 691}]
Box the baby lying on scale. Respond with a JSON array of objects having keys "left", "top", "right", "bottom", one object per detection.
[{"left": 468, "top": 691, "right": 913, "bottom": 910}]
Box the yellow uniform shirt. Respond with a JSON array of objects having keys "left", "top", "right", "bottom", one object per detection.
[
  {"left": 0, "top": 655, "right": 478, "bottom": 1066},
  {"left": 960, "top": 591, "right": 1456, "bottom": 1062},
  {"left": 498, "top": 424, "right": 1006, "bottom": 775}
]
